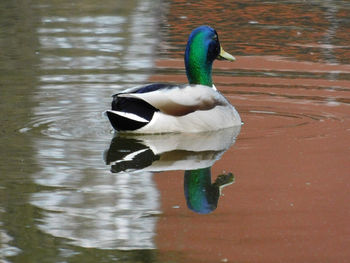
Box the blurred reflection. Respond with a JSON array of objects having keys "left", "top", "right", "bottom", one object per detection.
[
  {"left": 30, "top": 0, "right": 166, "bottom": 252},
  {"left": 105, "top": 126, "right": 241, "bottom": 213}
]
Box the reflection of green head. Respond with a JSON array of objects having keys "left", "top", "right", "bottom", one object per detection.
[
  {"left": 184, "top": 168, "right": 235, "bottom": 214},
  {"left": 184, "top": 167, "right": 219, "bottom": 214}
]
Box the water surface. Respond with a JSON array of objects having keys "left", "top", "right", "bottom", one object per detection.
[{"left": 0, "top": 0, "right": 349, "bottom": 262}]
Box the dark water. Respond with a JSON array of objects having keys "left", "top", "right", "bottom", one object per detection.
[{"left": 1, "top": 0, "right": 349, "bottom": 262}]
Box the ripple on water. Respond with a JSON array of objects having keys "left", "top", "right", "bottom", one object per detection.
[
  {"left": 150, "top": 56, "right": 349, "bottom": 141},
  {"left": 23, "top": 112, "right": 113, "bottom": 141}
]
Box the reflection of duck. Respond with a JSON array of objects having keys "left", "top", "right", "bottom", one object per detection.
[
  {"left": 106, "top": 25, "right": 241, "bottom": 133},
  {"left": 185, "top": 168, "right": 234, "bottom": 214},
  {"left": 104, "top": 127, "right": 240, "bottom": 214},
  {"left": 104, "top": 127, "right": 240, "bottom": 173}
]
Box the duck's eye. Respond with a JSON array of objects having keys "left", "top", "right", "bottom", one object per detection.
[{"left": 212, "top": 35, "right": 218, "bottom": 41}]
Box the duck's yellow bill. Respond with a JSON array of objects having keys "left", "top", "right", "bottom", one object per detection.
[{"left": 218, "top": 46, "right": 236, "bottom": 62}]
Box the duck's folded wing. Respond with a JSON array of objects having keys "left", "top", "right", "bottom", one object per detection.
[
  {"left": 118, "top": 85, "right": 226, "bottom": 116},
  {"left": 121, "top": 83, "right": 174, "bottom": 94}
]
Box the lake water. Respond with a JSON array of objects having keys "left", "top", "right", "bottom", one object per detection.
[{"left": 1, "top": 0, "right": 349, "bottom": 262}]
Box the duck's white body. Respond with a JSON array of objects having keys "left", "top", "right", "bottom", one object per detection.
[{"left": 106, "top": 84, "right": 241, "bottom": 134}]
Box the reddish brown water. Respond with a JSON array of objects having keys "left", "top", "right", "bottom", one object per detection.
[
  {"left": 0, "top": 0, "right": 349, "bottom": 262},
  {"left": 151, "top": 1, "right": 350, "bottom": 262},
  {"left": 151, "top": 55, "right": 350, "bottom": 262}
]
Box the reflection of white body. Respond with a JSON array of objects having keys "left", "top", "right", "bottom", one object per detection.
[{"left": 111, "top": 126, "right": 241, "bottom": 172}]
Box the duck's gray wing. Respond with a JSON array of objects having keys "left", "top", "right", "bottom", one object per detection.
[{"left": 118, "top": 84, "right": 226, "bottom": 116}]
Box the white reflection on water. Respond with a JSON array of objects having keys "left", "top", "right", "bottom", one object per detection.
[
  {"left": 0, "top": 228, "right": 22, "bottom": 261},
  {"left": 31, "top": 0, "right": 164, "bottom": 250},
  {"left": 41, "top": 56, "right": 121, "bottom": 69},
  {"left": 38, "top": 27, "right": 122, "bottom": 34},
  {"left": 31, "top": 173, "right": 159, "bottom": 249},
  {"left": 39, "top": 36, "right": 123, "bottom": 52},
  {"left": 41, "top": 16, "right": 126, "bottom": 25}
]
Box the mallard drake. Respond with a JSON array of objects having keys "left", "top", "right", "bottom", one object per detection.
[{"left": 106, "top": 25, "right": 241, "bottom": 133}]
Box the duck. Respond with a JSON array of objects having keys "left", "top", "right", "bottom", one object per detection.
[{"left": 105, "top": 25, "right": 241, "bottom": 133}]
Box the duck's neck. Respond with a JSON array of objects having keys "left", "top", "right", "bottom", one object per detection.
[{"left": 184, "top": 38, "right": 213, "bottom": 87}]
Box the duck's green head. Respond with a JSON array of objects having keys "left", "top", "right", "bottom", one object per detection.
[{"left": 185, "top": 25, "right": 235, "bottom": 87}]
